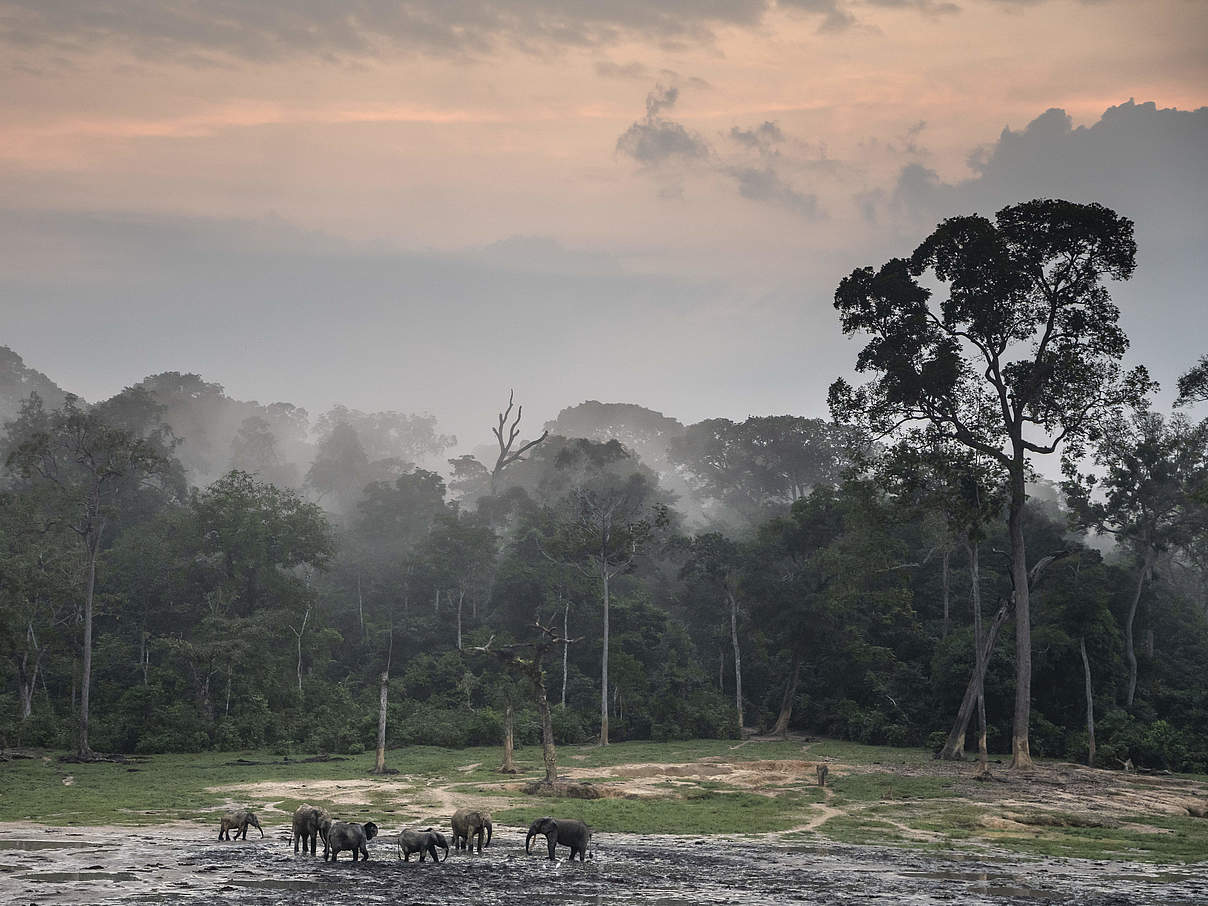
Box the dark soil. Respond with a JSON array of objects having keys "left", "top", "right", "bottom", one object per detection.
[{"left": 1, "top": 825, "right": 1205, "bottom": 905}]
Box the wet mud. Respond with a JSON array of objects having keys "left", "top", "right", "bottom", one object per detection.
[{"left": 1, "top": 825, "right": 1205, "bottom": 905}]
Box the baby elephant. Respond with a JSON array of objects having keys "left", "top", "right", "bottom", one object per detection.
[
  {"left": 325, "top": 820, "right": 378, "bottom": 861},
  {"left": 397, "top": 828, "right": 449, "bottom": 863},
  {"left": 451, "top": 807, "right": 493, "bottom": 854},
  {"left": 218, "top": 809, "right": 264, "bottom": 841}
]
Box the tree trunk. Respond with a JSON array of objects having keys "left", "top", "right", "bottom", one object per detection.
[
  {"left": 373, "top": 623, "right": 393, "bottom": 774},
  {"left": 969, "top": 540, "right": 989, "bottom": 777},
  {"left": 1007, "top": 464, "right": 1033, "bottom": 769},
  {"left": 1125, "top": 547, "right": 1154, "bottom": 707},
  {"left": 771, "top": 651, "right": 803, "bottom": 737},
  {"left": 18, "top": 621, "right": 40, "bottom": 720},
  {"left": 1080, "top": 636, "right": 1096, "bottom": 768},
  {"left": 561, "top": 600, "right": 569, "bottom": 709},
  {"left": 941, "top": 547, "right": 951, "bottom": 638},
  {"left": 726, "top": 587, "right": 744, "bottom": 734},
  {"left": 938, "top": 595, "right": 1009, "bottom": 761},
  {"left": 600, "top": 564, "right": 610, "bottom": 746},
  {"left": 456, "top": 590, "right": 464, "bottom": 651},
  {"left": 534, "top": 661, "right": 558, "bottom": 784},
  {"left": 356, "top": 575, "right": 365, "bottom": 645},
  {"left": 374, "top": 669, "right": 389, "bottom": 772},
  {"left": 499, "top": 701, "right": 517, "bottom": 773},
  {"left": 293, "top": 604, "right": 311, "bottom": 697},
  {"left": 78, "top": 533, "right": 101, "bottom": 759}
]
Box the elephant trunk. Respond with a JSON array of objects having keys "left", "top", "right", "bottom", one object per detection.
[
  {"left": 485, "top": 820, "right": 493, "bottom": 847},
  {"left": 525, "top": 830, "right": 535, "bottom": 854},
  {"left": 439, "top": 840, "right": 449, "bottom": 863},
  {"left": 257, "top": 824, "right": 265, "bottom": 838}
]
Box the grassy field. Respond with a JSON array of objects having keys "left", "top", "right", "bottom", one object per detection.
[{"left": 3, "top": 739, "right": 1207, "bottom": 863}]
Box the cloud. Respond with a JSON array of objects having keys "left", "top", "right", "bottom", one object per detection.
[
  {"left": 0, "top": 0, "right": 1015, "bottom": 61},
  {"left": 778, "top": 0, "right": 858, "bottom": 32},
  {"left": 890, "top": 100, "right": 1208, "bottom": 230},
  {"left": 595, "top": 60, "right": 651, "bottom": 80},
  {"left": 616, "top": 84, "right": 711, "bottom": 165},
  {"left": 0, "top": 0, "right": 776, "bottom": 61},
  {"left": 729, "top": 121, "right": 786, "bottom": 151},
  {"left": 617, "top": 84, "right": 826, "bottom": 219},
  {"left": 730, "top": 166, "right": 821, "bottom": 218}
]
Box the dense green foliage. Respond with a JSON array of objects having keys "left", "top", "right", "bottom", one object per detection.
[{"left": 1, "top": 201, "right": 1206, "bottom": 772}]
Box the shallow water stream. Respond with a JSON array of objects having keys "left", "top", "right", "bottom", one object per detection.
[{"left": 1, "top": 826, "right": 1204, "bottom": 905}]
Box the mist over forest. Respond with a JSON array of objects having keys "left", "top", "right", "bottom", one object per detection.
[{"left": 4, "top": 236, "right": 1208, "bottom": 777}]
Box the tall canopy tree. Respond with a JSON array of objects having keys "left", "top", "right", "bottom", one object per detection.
[
  {"left": 540, "top": 439, "right": 665, "bottom": 745},
  {"left": 1063, "top": 409, "right": 1208, "bottom": 706},
  {"left": 5, "top": 394, "right": 179, "bottom": 757},
  {"left": 829, "top": 199, "right": 1152, "bottom": 768}
]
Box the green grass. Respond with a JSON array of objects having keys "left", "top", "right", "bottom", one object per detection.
[
  {"left": 493, "top": 788, "right": 818, "bottom": 835},
  {"left": 988, "top": 815, "right": 1208, "bottom": 863},
  {"left": 828, "top": 773, "right": 960, "bottom": 803},
  {"left": 4, "top": 740, "right": 1206, "bottom": 863}
]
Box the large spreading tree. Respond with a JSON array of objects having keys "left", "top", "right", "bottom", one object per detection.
[{"left": 829, "top": 199, "right": 1153, "bottom": 768}]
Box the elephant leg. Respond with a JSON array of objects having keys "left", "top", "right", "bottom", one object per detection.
[{"left": 547, "top": 834, "right": 557, "bottom": 861}]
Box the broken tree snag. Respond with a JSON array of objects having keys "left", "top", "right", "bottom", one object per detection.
[{"left": 490, "top": 389, "right": 549, "bottom": 490}]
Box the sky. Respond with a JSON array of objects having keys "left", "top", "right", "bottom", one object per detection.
[{"left": 1, "top": 0, "right": 1205, "bottom": 451}]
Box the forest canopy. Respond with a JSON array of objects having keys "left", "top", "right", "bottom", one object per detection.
[{"left": 2, "top": 200, "right": 1206, "bottom": 774}]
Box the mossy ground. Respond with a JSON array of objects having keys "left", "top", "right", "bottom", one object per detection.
[{"left": 3, "top": 739, "right": 1206, "bottom": 863}]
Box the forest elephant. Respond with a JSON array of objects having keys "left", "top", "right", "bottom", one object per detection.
[
  {"left": 325, "top": 820, "right": 378, "bottom": 861},
  {"left": 218, "top": 809, "right": 264, "bottom": 841},
  {"left": 525, "top": 816, "right": 591, "bottom": 861},
  {"left": 292, "top": 804, "right": 332, "bottom": 856},
  {"left": 451, "top": 808, "right": 493, "bottom": 853},
  {"left": 396, "top": 828, "right": 449, "bottom": 862},
  {"left": 816, "top": 763, "right": 829, "bottom": 787}
]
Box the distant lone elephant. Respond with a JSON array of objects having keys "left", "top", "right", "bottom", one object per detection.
[
  {"left": 396, "top": 828, "right": 449, "bottom": 863},
  {"left": 451, "top": 808, "right": 493, "bottom": 853},
  {"left": 325, "top": 820, "right": 378, "bottom": 861},
  {"left": 292, "top": 804, "right": 332, "bottom": 856},
  {"left": 218, "top": 809, "right": 264, "bottom": 841},
  {"left": 816, "top": 763, "right": 829, "bottom": 787},
  {"left": 525, "top": 816, "right": 591, "bottom": 861}
]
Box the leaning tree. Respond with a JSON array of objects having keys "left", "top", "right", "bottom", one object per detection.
[{"left": 829, "top": 199, "right": 1152, "bottom": 768}]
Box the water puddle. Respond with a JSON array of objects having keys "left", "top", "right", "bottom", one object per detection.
[
  {"left": 0, "top": 839, "right": 100, "bottom": 850},
  {"left": 220, "top": 877, "right": 332, "bottom": 890},
  {"left": 21, "top": 871, "right": 140, "bottom": 882}
]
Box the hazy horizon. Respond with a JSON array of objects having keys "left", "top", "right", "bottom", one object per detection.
[{"left": 2, "top": 1, "right": 1205, "bottom": 450}]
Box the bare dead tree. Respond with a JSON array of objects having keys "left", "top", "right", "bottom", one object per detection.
[{"left": 490, "top": 390, "right": 548, "bottom": 491}]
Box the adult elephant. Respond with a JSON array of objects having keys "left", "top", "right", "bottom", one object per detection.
[
  {"left": 292, "top": 804, "right": 331, "bottom": 856},
  {"left": 218, "top": 809, "right": 264, "bottom": 841},
  {"left": 325, "top": 820, "right": 378, "bottom": 861},
  {"left": 397, "top": 828, "right": 449, "bottom": 863},
  {"left": 451, "top": 808, "right": 493, "bottom": 854},
  {"left": 525, "top": 817, "right": 591, "bottom": 861}
]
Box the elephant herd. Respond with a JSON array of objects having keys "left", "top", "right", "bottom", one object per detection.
[{"left": 217, "top": 805, "right": 592, "bottom": 863}]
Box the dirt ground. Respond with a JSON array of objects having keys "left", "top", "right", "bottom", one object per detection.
[{"left": 6, "top": 747, "right": 1208, "bottom": 904}]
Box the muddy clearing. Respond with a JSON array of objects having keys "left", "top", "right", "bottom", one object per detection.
[{"left": 2, "top": 823, "right": 1206, "bottom": 905}]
